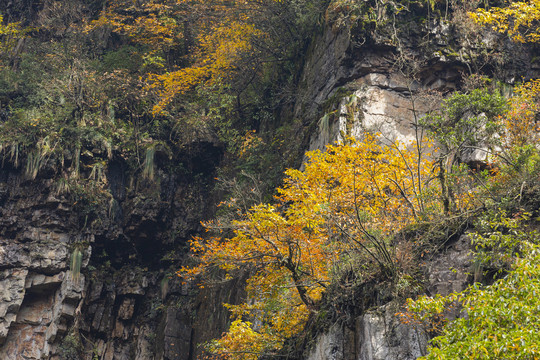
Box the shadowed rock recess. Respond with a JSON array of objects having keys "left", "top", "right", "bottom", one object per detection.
[
  {"left": 0, "top": 142, "right": 243, "bottom": 359},
  {"left": 0, "top": 4, "right": 539, "bottom": 360}
]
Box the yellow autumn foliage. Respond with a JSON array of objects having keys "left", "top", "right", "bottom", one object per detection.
[
  {"left": 147, "top": 21, "right": 261, "bottom": 114},
  {"left": 87, "top": 1, "right": 179, "bottom": 48},
  {"left": 503, "top": 79, "right": 540, "bottom": 148},
  {"left": 0, "top": 14, "right": 27, "bottom": 57},
  {"left": 87, "top": 0, "right": 290, "bottom": 114},
  {"left": 470, "top": 1, "right": 540, "bottom": 148},
  {"left": 180, "top": 132, "right": 441, "bottom": 358},
  {"left": 470, "top": 0, "right": 540, "bottom": 43}
]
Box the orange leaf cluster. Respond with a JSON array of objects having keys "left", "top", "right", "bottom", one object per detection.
[
  {"left": 147, "top": 21, "right": 261, "bottom": 114},
  {"left": 470, "top": 0, "right": 540, "bottom": 43},
  {"left": 87, "top": 1, "right": 180, "bottom": 48}
]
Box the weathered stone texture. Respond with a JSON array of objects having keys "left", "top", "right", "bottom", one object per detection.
[
  {"left": 0, "top": 268, "right": 28, "bottom": 345},
  {"left": 305, "top": 236, "right": 472, "bottom": 360},
  {"left": 356, "top": 304, "right": 428, "bottom": 360},
  {"left": 0, "top": 270, "right": 84, "bottom": 359},
  {"left": 0, "top": 5, "right": 537, "bottom": 359}
]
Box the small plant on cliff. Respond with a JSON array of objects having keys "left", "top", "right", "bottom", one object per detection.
[
  {"left": 70, "top": 246, "right": 84, "bottom": 282},
  {"left": 58, "top": 333, "right": 83, "bottom": 360}
]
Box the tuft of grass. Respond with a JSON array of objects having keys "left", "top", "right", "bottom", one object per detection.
[
  {"left": 70, "top": 248, "right": 83, "bottom": 282},
  {"left": 143, "top": 145, "right": 156, "bottom": 180}
]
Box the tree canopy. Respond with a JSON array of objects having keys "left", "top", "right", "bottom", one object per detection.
[
  {"left": 180, "top": 132, "right": 440, "bottom": 358},
  {"left": 470, "top": 0, "right": 540, "bottom": 43}
]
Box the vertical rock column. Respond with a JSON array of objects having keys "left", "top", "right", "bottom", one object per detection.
[{"left": 0, "top": 233, "right": 86, "bottom": 359}]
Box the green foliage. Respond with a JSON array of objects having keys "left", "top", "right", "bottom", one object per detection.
[
  {"left": 325, "top": 0, "right": 377, "bottom": 30},
  {"left": 406, "top": 196, "right": 540, "bottom": 359},
  {"left": 409, "top": 248, "right": 540, "bottom": 359},
  {"left": 419, "top": 87, "right": 508, "bottom": 214},
  {"left": 473, "top": 210, "right": 539, "bottom": 269},
  {"left": 100, "top": 46, "right": 143, "bottom": 72},
  {"left": 421, "top": 88, "right": 507, "bottom": 156},
  {"left": 58, "top": 331, "right": 84, "bottom": 360},
  {"left": 489, "top": 145, "right": 540, "bottom": 210}
]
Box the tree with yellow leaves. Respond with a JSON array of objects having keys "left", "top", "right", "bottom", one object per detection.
[
  {"left": 180, "top": 132, "right": 438, "bottom": 359},
  {"left": 88, "top": 0, "right": 322, "bottom": 115},
  {"left": 88, "top": 0, "right": 180, "bottom": 49},
  {"left": 470, "top": 0, "right": 540, "bottom": 152},
  {"left": 503, "top": 79, "right": 540, "bottom": 148},
  {"left": 0, "top": 14, "right": 26, "bottom": 59},
  {"left": 470, "top": 0, "right": 540, "bottom": 43},
  {"left": 147, "top": 21, "right": 262, "bottom": 114}
]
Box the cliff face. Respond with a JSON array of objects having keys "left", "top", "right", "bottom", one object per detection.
[
  {"left": 292, "top": 16, "right": 538, "bottom": 359},
  {"left": 293, "top": 17, "right": 538, "bottom": 358},
  {"left": 298, "top": 19, "right": 538, "bottom": 149},
  {"left": 0, "top": 7, "right": 539, "bottom": 360},
  {"left": 0, "top": 141, "right": 241, "bottom": 360},
  {"left": 0, "top": 161, "right": 470, "bottom": 360},
  {"left": 0, "top": 169, "right": 85, "bottom": 359},
  {"left": 304, "top": 234, "right": 472, "bottom": 360}
]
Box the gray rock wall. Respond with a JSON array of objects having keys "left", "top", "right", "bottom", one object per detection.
[
  {"left": 305, "top": 234, "right": 472, "bottom": 360},
  {"left": 0, "top": 176, "right": 88, "bottom": 359},
  {"left": 306, "top": 72, "right": 444, "bottom": 153},
  {"left": 0, "top": 145, "right": 232, "bottom": 360},
  {"left": 356, "top": 303, "right": 427, "bottom": 360}
]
